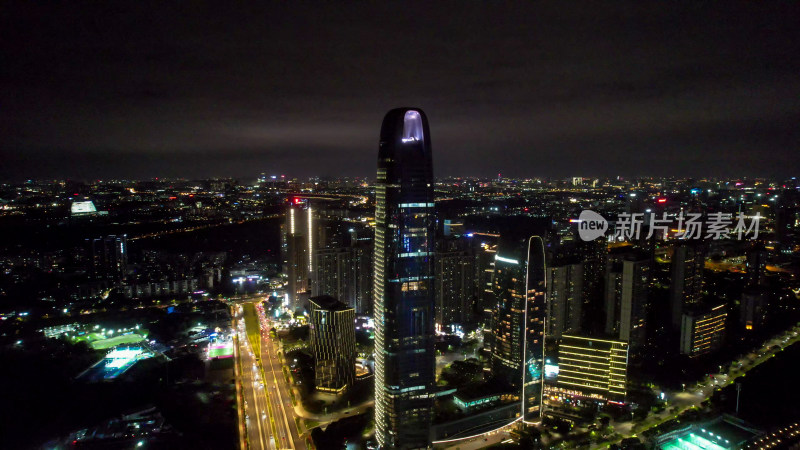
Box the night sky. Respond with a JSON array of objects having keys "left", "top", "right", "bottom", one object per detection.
[{"left": 1, "top": 2, "right": 799, "bottom": 181}]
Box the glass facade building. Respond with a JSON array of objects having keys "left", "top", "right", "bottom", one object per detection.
[
  {"left": 309, "top": 295, "right": 356, "bottom": 394},
  {"left": 490, "top": 234, "right": 546, "bottom": 423},
  {"left": 374, "top": 108, "right": 436, "bottom": 449}
]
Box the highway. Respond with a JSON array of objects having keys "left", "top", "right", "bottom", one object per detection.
[
  {"left": 235, "top": 313, "right": 275, "bottom": 450},
  {"left": 234, "top": 302, "right": 306, "bottom": 450},
  {"left": 256, "top": 302, "right": 306, "bottom": 449}
]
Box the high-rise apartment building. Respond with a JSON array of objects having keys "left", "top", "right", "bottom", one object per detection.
[
  {"left": 309, "top": 296, "right": 356, "bottom": 393},
  {"left": 313, "top": 243, "right": 373, "bottom": 315},
  {"left": 670, "top": 241, "right": 705, "bottom": 328},
  {"left": 352, "top": 241, "right": 373, "bottom": 315},
  {"left": 283, "top": 200, "right": 314, "bottom": 311},
  {"left": 680, "top": 303, "right": 727, "bottom": 357},
  {"left": 579, "top": 238, "right": 608, "bottom": 334},
  {"left": 745, "top": 246, "right": 768, "bottom": 288},
  {"left": 434, "top": 238, "right": 476, "bottom": 327},
  {"left": 740, "top": 288, "right": 767, "bottom": 331},
  {"left": 373, "top": 108, "right": 436, "bottom": 449},
  {"left": 546, "top": 262, "right": 583, "bottom": 341},
  {"left": 85, "top": 234, "right": 128, "bottom": 282},
  {"left": 741, "top": 245, "right": 768, "bottom": 332},
  {"left": 604, "top": 254, "right": 650, "bottom": 348},
  {"left": 313, "top": 247, "right": 355, "bottom": 302}
]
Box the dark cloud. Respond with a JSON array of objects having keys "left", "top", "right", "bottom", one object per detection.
[{"left": 1, "top": 1, "right": 798, "bottom": 180}]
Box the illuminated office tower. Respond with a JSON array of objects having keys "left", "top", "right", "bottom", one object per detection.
[
  {"left": 309, "top": 295, "right": 356, "bottom": 393},
  {"left": 546, "top": 335, "right": 629, "bottom": 405},
  {"left": 490, "top": 234, "right": 546, "bottom": 422},
  {"left": 680, "top": 303, "right": 727, "bottom": 357},
  {"left": 546, "top": 262, "right": 583, "bottom": 341},
  {"left": 604, "top": 254, "right": 650, "bottom": 348},
  {"left": 283, "top": 199, "right": 315, "bottom": 311},
  {"left": 670, "top": 241, "right": 705, "bottom": 328},
  {"left": 373, "top": 108, "right": 436, "bottom": 449}
]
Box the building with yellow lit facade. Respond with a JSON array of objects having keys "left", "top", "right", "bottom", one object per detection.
[
  {"left": 680, "top": 303, "right": 727, "bottom": 358},
  {"left": 544, "top": 335, "right": 629, "bottom": 405}
]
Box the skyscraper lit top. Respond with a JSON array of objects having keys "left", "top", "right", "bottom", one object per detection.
[
  {"left": 374, "top": 108, "right": 436, "bottom": 449},
  {"left": 491, "top": 232, "right": 546, "bottom": 423}
]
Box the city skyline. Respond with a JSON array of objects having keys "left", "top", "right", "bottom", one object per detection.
[
  {"left": 2, "top": 2, "right": 800, "bottom": 449},
  {"left": 2, "top": 2, "right": 799, "bottom": 180}
]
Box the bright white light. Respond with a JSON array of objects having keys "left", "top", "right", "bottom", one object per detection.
[
  {"left": 495, "top": 255, "right": 519, "bottom": 265},
  {"left": 105, "top": 348, "right": 144, "bottom": 368},
  {"left": 402, "top": 110, "right": 424, "bottom": 143},
  {"left": 70, "top": 200, "right": 97, "bottom": 215}
]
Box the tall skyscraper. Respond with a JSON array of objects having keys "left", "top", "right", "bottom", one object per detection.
[
  {"left": 604, "top": 254, "right": 650, "bottom": 349},
  {"left": 474, "top": 232, "right": 499, "bottom": 358},
  {"left": 490, "top": 234, "right": 546, "bottom": 423},
  {"left": 546, "top": 262, "right": 583, "bottom": 341},
  {"left": 745, "top": 245, "right": 768, "bottom": 288},
  {"left": 579, "top": 237, "right": 608, "bottom": 334},
  {"left": 741, "top": 244, "right": 768, "bottom": 332},
  {"left": 670, "top": 241, "right": 705, "bottom": 328},
  {"left": 309, "top": 295, "right": 356, "bottom": 394},
  {"left": 313, "top": 247, "right": 355, "bottom": 301},
  {"left": 740, "top": 288, "right": 767, "bottom": 331},
  {"left": 374, "top": 108, "right": 436, "bottom": 449},
  {"left": 313, "top": 243, "right": 373, "bottom": 315},
  {"left": 352, "top": 241, "right": 374, "bottom": 315},
  {"left": 282, "top": 199, "right": 314, "bottom": 311},
  {"left": 434, "top": 238, "right": 476, "bottom": 327}
]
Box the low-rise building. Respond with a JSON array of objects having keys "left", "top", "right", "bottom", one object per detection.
[{"left": 544, "top": 334, "right": 629, "bottom": 405}]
